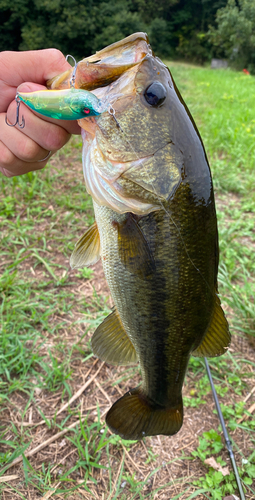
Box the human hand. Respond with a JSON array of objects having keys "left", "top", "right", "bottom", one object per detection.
[{"left": 0, "top": 49, "right": 81, "bottom": 177}]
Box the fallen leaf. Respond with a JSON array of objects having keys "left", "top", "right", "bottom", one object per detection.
[{"left": 204, "top": 457, "right": 230, "bottom": 476}]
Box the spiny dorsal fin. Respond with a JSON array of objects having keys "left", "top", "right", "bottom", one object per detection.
[
  {"left": 106, "top": 387, "right": 183, "bottom": 440},
  {"left": 192, "top": 294, "right": 230, "bottom": 358},
  {"left": 116, "top": 214, "right": 155, "bottom": 279},
  {"left": 70, "top": 221, "right": 100, "bottom": 269},
  {"left": 91, "top": 307, "right": 137, "bottom": 365}
]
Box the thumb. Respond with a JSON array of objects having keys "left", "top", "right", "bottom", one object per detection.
[
  {"left": 0, "top": 49, "right": 72, "bottom": 111},
  {"left": 17, "top": 83, "right": 48, "bottom": 93},
  {"left": 6, "top": 49, "right": 71, "bottom": 86}
]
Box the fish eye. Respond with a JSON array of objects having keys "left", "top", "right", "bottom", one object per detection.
[{"left": 144, "top": 82, "right": 167, "bottom": 107}]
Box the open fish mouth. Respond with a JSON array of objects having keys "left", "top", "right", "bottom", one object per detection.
[
  {"left": 48, "top": 33, "right": 183, "bottom": 214},
  {"left": 48, "top": 33, "right": 152, "bottom": 91}
]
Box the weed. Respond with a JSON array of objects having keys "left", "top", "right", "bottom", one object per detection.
[
  {"left": 75, "top": 267, "right": 94, "bottom": 280},
  {"left": 192, "top": 430, "right": 255, "bottom": 499}
]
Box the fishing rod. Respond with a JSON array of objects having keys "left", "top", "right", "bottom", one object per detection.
[{"left": 204, "top": 357, "right": 246, "bottom": 500}]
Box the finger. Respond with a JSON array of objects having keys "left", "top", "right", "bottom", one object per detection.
[
  {"left": 1, "top": 112, "right": 65, "bottom": 163},
  {"left": 0, "top": 140, "right": 51, "bottom": 177},
  {"left": 0, "top": 49, "right": 73, "bottom": 112}
]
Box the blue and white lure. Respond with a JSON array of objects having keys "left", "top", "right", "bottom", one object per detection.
[
  {"left": 5, "top": 54, "right": 118, "bottom": 128},
  {"left": 5, "top": 87, "right": 112, "bottom": 128}
]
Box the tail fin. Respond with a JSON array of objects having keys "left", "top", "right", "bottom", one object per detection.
[{"left": 106, "top": 388, "right": 183, "bottom": 440}]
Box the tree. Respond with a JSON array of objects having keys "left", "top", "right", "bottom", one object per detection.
[
  {"left": 170, "top": 0, "right": 228, "bottom": 63},
  {"left": 0, "top": 0, "right": 143, "bottom": 58},
  {"left": 208, "top": 0, "right": 255, "bottom": 73},
  {"left": 0, "top": 0, "right": 228, "bottom": 63}
]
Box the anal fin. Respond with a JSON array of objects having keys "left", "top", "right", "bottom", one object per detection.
[
  {"left": 70, "top": 221, "right": 100, "bottom": 269},
  {"left": 192, "top": 294, "right": 231, "bottom": 358},
  {"left": 106, "top": 388, "right": 183, "bottom": 440},
  {"left": 91, "top": 307, "right": 137, "bottom": 365}
]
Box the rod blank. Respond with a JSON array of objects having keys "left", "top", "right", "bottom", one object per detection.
[{"left": 204, "top": 357, "right": 246, "bottom": 500}]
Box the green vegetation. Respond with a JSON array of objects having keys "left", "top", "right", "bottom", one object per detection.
[
  {"left": 192, "top": 429, "right": 255, "bottom": 499},
  {"left": 0, "top": 0, "right": 226, "bottom": 62},
  {"left": 0, "top": 65, "right": 254, "bottom": 498},
  {"left": 208, "top": 0, "right": 255, "bottom": 74},
  {"left": 2, "top": 0, "right": 255, "bottom": 71}
]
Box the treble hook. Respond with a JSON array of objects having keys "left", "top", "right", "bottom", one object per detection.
[
  {"left": 66, "top": 54, "right": 77, "bottom": 88},
  {"left": 5, "top": 95, "right": 25, "bottom": 129}
]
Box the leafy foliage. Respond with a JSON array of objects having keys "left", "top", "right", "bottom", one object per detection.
[
  {"left": 3, "top": 0, "right": 255, "bottom": 69},
  {"left": 0, "top": 0, "right": 228, "bottom": 61},
  {"left": 208, "top": 0, "right": 255, "bottom": 73}
]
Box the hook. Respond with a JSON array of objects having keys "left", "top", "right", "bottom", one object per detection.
[
  {"left": 66, "top": 54, "right": 77, "bottom": 88},
  {"left": 108, "top": 105, "right": 121, "bottom": 129},
  {"left": 5, "top": 95, "right": 25, "bottom": 129}
]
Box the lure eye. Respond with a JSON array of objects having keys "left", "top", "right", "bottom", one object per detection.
[
  {"left": 83, "top": 108, "right": 91, "bottom": 115},
  {"left": 144, "top": 82, "right": 167, "bottom": 107}
]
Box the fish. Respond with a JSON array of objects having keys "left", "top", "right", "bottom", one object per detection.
[{"left": 47, "top": 32, "right": 230, "bottom": 440}]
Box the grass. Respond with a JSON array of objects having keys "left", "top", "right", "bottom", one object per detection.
[
  {"left": 0, "top": 63, "right": 254, "bottom": 499},
  {"left": 170, "top": 64, "right": 255, "bottom": 197}
]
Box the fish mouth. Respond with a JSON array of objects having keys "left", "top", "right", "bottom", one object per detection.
[
  {"left": 48, "top": 33, "right": 177, "bottom": 215},
  {"left": 48, "top": 32, "right": 152, "bottom": 91}
]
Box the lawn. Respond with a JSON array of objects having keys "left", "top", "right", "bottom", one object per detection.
[{"left": 0, "top": 62, "right": 254, "bottom": 499}]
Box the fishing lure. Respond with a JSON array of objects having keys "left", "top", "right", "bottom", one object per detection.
[
  {"left": 5, "top": 54, "right": 121, "bottom": 128},
  {"left": 5, "top": 88, "right": 120, "bottom": 128},
  {"left": 17, "top": 88, "right": 106, "bottom": 120}
]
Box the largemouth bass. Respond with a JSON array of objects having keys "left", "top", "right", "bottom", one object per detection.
[{"left": 48, "top": 33, "right": 230, "bottom": 440}]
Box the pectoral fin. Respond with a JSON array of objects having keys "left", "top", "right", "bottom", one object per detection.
[
  {"left": 70, "top": 221, "right": 100, "bottom": 269},
  {"left": 91, "top": 307, "right": 137, "bottom": 365},
  {"left": 192, "top": 295, "right": 230, "bottom": 357},
  {"left": 117, "top": 214, "right": 155, "bottom": 279}
]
